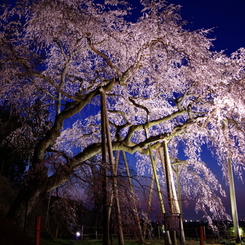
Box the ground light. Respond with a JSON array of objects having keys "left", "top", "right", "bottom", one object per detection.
[{"left": 76, "top": 231, "right": 81, "bottom": 240}]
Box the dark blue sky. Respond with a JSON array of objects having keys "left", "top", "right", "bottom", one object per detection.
[{"left": 168, "top": 0, "right": 245, "bottom": 54}]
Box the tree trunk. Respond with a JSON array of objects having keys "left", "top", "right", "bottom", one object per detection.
[
  {"left": 7, "top": 168, "right": 48, "bottom": 229},
  {"left": 7, "top": 157, "right": 74, "bottom": 229}
]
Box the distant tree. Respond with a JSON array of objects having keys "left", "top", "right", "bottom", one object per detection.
[
  {"left": 1, "top": 0, "right": 245, "bottom": 234},
  {"left": 0, "top": 175, "right": 17, "bottom": 215},
  {"left": 0, "top": 105, "right": 25, "bottom": 184},
  {"left": 0, "top": 101, "right": 50, "bottom": 187}
]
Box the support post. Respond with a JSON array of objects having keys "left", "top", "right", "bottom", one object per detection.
[
  {"left": 227, "top": 156, "right": 242, "bottom": 244},
  {"left": 100, "top": 88, "right": 124, "bottom": 245},
  {"left": 81, "top": 225, "right": 84, "bottom": 240},
  {"left": 225, "top": 121, "right": 242, "bottom": 244},
  {"left": 160, "top": 141, "right": 185, "bottom": 244},
  {"left": 35, "top": 216, "right": 41, "bottom": 245},
  {"left": 149, "top": 147, "right": 171, "bottom": 244},
  {"left": 101, "top": 88, "right": 110, "bottom": 245},
  {"left": 199, "top": 226, "right": 204, "bottom": 245}
]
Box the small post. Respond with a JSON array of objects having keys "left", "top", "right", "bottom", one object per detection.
[
  {"left": 81, "top": 225, "right": 84, "bottom": 240},
  {"left": 199, "top": 226, "right": 205, "bottom": 245},
  {"left": 35, "top": 216, "right": 41, "bottom": 245},
  {"left": 195, "top": 228, "right": 198, "bottom": 240}
]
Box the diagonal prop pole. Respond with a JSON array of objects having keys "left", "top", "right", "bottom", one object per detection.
[{"left": 144, "top": 124, "right": 171, "bottom": 244}]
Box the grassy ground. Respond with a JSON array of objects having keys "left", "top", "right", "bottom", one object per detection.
[
  {"left": 40, "top": 238, "right": 162, "bottom": 245},
  {"left": 40, "top": 239, "right": 167, "bottom": 245},
  {"left": 39, "top": 232, "right": 244, "bottom": 245},
  {"left": 40, "top": 237, "right": 244, "bottom": 245},
  {"left": 40, "top": 237, "right": 203, "bottom": 245}
]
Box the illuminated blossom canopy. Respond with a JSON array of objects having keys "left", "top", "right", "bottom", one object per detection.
[{"left": 1, "top": 0, "right": 245, "bottom": 223}]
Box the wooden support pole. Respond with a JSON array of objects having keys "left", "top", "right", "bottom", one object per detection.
[
  {"left": 35, "top": 216, "right": 41, "bottom": 245},
  {"left": 100, "top": 88, "right": 110, "bottom": 245},
  {"left": 100, "top": 88, "right": 124, "bottom": 245},
  {"left": 224, "top": 121, "right": 242, "bottom": 244},
  {"left": 199, "top": 226, "right": 204, "bottom": 245},
  {"left": 227, "top": 156, "right": 242, "bottom": 244},
  {"left": 159, "top": 142, "right": 185, "bottom": 244}
]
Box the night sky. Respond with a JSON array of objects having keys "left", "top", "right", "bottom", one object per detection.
[
  {"left": 165, "top": 0, "right": 245, "bottom": 220},
  {"left": 168, "top": 0, "right": 245, "bottom": 55}
]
